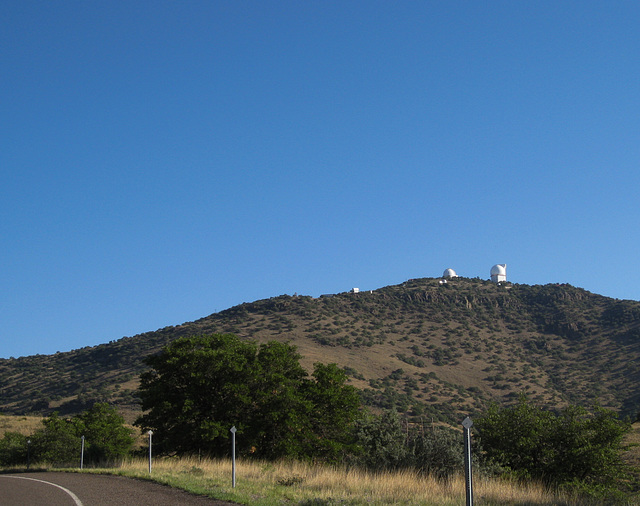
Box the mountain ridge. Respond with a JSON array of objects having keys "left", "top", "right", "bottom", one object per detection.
[{"left": 1, "top": 277, "right": 639, "bottom": 423}]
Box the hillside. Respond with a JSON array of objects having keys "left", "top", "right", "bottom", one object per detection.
[{"left": 1, "top": 277, "right": 639, "bottom": 424}]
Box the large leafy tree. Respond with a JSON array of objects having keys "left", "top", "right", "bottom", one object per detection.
[
  {"left": 245, "top": 340, "right": 312, "bottom": 458},
  {"left": 302, "top": 363, "right": 362, "bottom": 461},
  {"left": 135, "top": 334, "right": 362, "bottom": 461},
  {"left": 136, "top": 334, "right": 260, "bottom": 456}
]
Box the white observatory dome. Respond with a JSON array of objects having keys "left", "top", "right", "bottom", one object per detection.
[
  {"left": 490, "top": 264, "right": 506, "bottom": 276},
  {"left": 490, "top": 264, "right": 507, "bottom": 283},
  {"left": 443, "top": 268, "right": 458, "bottom": 278}
]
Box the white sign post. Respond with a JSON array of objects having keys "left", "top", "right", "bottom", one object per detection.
[
  {"left": 80, "top": 435, "right": 85, "bottom": 469},
  {"left": 230, "top": 426, "right": 237, "bottom": 488},
  {"left": 148, "top": 430, "right": 154, "bottom": 474},
  {"left": 462, "top": 417, "right": 474, "bottom": 506}
]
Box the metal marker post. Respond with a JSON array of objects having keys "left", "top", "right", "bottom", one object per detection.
[
  {"left": 80, "top": 436, "right": 85, "bottom": 469},
  {"left": 462, "top": 417, "right": 474, "bottom": 506},
  {"left": 230, "top": 426, "right": 237, "bottom": 488},
  {"left": 148, "top": 430, "right": 153, "bottom": 474},
  {"left": 26, "top": 440, "right": 31, "bottom": 471}
]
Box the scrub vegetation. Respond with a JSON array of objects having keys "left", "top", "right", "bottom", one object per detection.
[
  {"left": 1, "top": 337, "right": 637, "bottom": 502},
  {"left": 1, "top": 277, "right": 640, "bottom": 502},
  {"left": 0, "top": 404, "right": 133, "bottom": 468},
  {"left": 1, "top": 278, "right": 639, "bottom": 426}
]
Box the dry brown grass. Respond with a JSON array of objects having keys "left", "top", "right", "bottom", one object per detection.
[
  {"left": 624, "top": 421, "right": 640, "bottom": 493},
  {"left": 0, "top": 414, "right": 42, "bottom": 436},
  {"left": 625, "top": 422, "right": 640, "bottom": 465},
  {"left": 102, "top": 456, "right": 573, "bottom": 505}
]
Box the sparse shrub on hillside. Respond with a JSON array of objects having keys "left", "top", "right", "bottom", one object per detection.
[
  {"left": 396, "top": 353, "right": 426, "bottom": 368},
  {"left": 342, "top": 366, "right": 364, "bottom": 381}
]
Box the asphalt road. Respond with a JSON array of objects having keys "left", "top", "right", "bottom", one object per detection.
[{"left": 0, "top": 472, "right": 237, "bottom": 506}]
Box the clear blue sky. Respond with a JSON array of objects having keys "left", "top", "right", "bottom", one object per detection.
[{"left": 2, "top": 2, "right": 639, "bottom": 359}]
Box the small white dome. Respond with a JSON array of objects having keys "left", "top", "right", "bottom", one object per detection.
[
  {"left": 490, "top": 264, "right": 507, "bottom": 276},
  {"left": 443, "top": 268, "right": 457, "bottom": 278}
]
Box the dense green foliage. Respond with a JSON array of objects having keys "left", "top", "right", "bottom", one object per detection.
[
  {"left": 353, "top": 410, "right": 464, "bottom": 479},
  {"left": 475, "top": 395, "right": 631, "bottom": 489},
  {"left": 74, "top": 403, "right": 135, "bottom": 462},
  {"left": 31, "top": 412, "right": 79, "bottom": 464},
  {"left": 0, "top": 431, "right": 30, "bottom": 467},
  {"left": 0, "top": 403, "right": 133, "bottom": 467},
  {"left": 135, "top": 334, "right": 362, "bottom": 461},
  {"left": 354, "top": 410, "right": 408, "bottom": 470}
]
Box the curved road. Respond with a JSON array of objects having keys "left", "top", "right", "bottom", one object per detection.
[{"left": 0, "top": 472, "right": 237, "bottom": 505}]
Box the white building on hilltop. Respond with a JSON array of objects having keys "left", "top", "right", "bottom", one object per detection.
[
  {"left": 443, "top": 268, "right": 458, "bottom": 278},
  {"left": 490, "top": 264, "right": 507, "bottom": 283}
]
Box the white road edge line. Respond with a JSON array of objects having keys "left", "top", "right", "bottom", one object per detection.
[{"left": 0, "top": 475, "right": 84, "bottom": 506}]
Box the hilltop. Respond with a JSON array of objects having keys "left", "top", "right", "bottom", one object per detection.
[{"left": 1, "top": 277, "right": 639, "bottom": 424}]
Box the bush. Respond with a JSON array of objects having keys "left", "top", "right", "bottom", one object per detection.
[
  {"left": 1, "top": 404, "right": 134, "bottom": 467},
  {"left": 75, "top": 403, "right": 134, "bottom": 463},
  {"left": 30, "top": 412, "right": 79, "bottom": 466},
  {"left": 410, "top": 426, "right": 463, "bottom": 480},
  {"left": 354, "top": 410, "right": 409, "bottom": 470},
  {"left": 353, "top": 410, "right": 464, "bottom": 479},
  {"left": 475, "top": 395, "right": 631, "bottom": 489},
  {"left": 0, "top": 432, "right": 29, "bottom": 467}
]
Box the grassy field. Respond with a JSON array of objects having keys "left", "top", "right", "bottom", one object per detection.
[
  {"left": 0, "top": 414, "right": 42, "bottom": 436},
  {"left": 70, "top": 456, "right": 584, "bottom": 506}
]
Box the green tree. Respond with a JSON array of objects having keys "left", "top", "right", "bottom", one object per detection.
[
  {"left": 475, "top": 395, "right": 631, "bottom": 488},
  {"left": 0, "top": 432, "right": 29, "bottom": 467},
  {"left": 135, "top": 334, "right": 362, "bottom": 461},
  {"left": 75, "top": 403, "right": 134, "bottom": 462},
  {"left": 302, "top": 363, "right": 361, "bottom": 461},
  {"left": 353, "top": 410, "right": 465, "bottom": 479},
  {"left": 31, "top": 412, "right": 79, "bottom": 465},
  {"left": 410, "top": 426, "right": 464, "bottom": 480},
  {"left": 547, "top": 404, "right": 630, "bottom": 486},
  {"left": 475, "top": 395, "right": 555, "bottom": 478},
  {"left": 246, "top": 340, "right": 311, "bottom": 459},
  {"left": 136, "top": 334, "right": 259, "bottom": 456},
  {"left": 22, "top": 404, "right": 133, "bottom": 467},
  {"left": 354, "top": 410, "right": 409, "bottom": 470}
]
